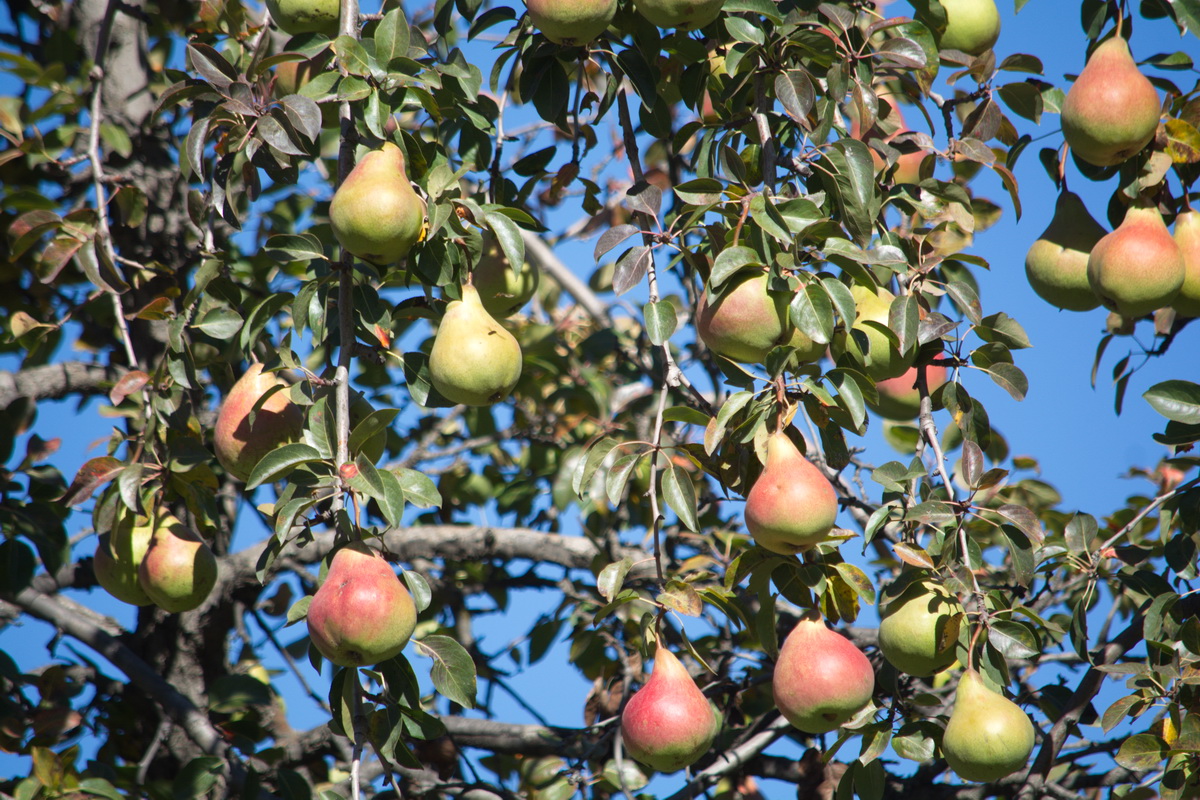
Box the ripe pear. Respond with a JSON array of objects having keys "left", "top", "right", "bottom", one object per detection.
[
  {"left": 137, "top": 515, "right": 218, "bottom": 613},
  {"left": 877, "top": 578, "right": 963, "bottom": 677},
  {"left": 330, "top": 143, "right": 426, "bottom": 265},
  {"left": 830, "top": 283, "right": 915, "bottom": 381},
  {"left": 634, "top": 0, "right": 724, "bottom": 30},
  {"left": 1024, "top": 191, "right": 1107, "bottom": 312},
  {"left": 306, "top": 542, "right": 417, "bottom": 667},
  {"left": 695, "top": 271, "right": 822, "bottom": 365},
  {"left": 620, "top": 647, "right": 719, "bottom": 772},
  {"left": 474, "top": 234, "right": 539, "bottom": 318},
  {"left": 743, "top": 431, "right": 838, "bottom": 554},
  {"left": 942, "top": 669, "right": 1035, "bottom": 782},
  {"left": 868, "top": 362, "right": 948, "bottom": 421},
  {"left": 773, "top": 612, "right": 874, "bottom": 733},
  {"left": 853, "top": 99, "right": 925, "bottom": 185},
  {"left": 1060, "top": 37, "right": 1161, "bottom": 167},
  {"left": 214, "top": 363, "right": 305, "bottom": 482},
  {"left": 523, "top": 0, "right": 616, "bottom": 45},
  {"left": 1086, "top": 200, "right": 1184, "bottom": 318},
  {"left": 266, "top": 0, "right": 339, "bottom": 36},
  {"left": 429, "top": 285, "right": 523, "bottom": 406},
  {"left": 1172, "top": 210, "right": 1200, "bottom": 318},
  {"left": 936, "top": 0, "right": 1001, "bottom": 55},
  {"left": 94, "top": 516, "right": 154, "bottom": 606}
]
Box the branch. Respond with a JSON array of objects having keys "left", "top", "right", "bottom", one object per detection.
[
  {"left": 0, "top": 362, "right": 123, "bottom": 408},
  {"left": 520, "top": 228, "right": 612, "bottom": 325}
]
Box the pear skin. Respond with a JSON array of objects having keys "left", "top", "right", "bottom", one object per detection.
[
  {"left": 634, "top": 0, "right": 724, "bottom": 30},
  {"left": 1024, "top": 191, "right": 1107, "bottom": 312},
  {"left": 266, "top": 0, "right": 339, "bottom": 36},
  {"left": 773, "top": 612, "right": 874, "bottom": 733},
  {"left": 331, "top": 143, "right": 427, "bottom": 264},
  {"left": 942, "top": 669, "right": 1035, "bottom": 782},
  {"left": 523, "top": 0, "right": 616, "bottom": 45},
  {"left": 743, "top": 431, "right": 838, "bottom": 554},
  {"left": 620, "top": 648, "right": 719, "bottom": 772},
  {"left": 1060, "top": 37, "right": 1161, "bottom": 167},
  {"left": 869, "top": 362, "right": 948, "bottom": 421},
  {"left": 696, "top": 271, "right": 822, "bottom": 365},
  {"left": 1172, "top": 210, "right": 1200, "bottom": 318},
  {"left": 853, "top": 99, "right": 925, "bottom": 185},
  {"left": 877, "top": 578, "right": 963, "bottom": 677},
  {"left": 94, "top": 516, "right": 155, "bottom": 606},
  {"left": 306, "top": 542, "right": 417, "bottom": 667},
  {"left": 473, "top": 233, "right": 539, "bottom": 318},
  {"left": 429, "top": 285, "right": 523, "bottom": 406},
  {"left": 213, "top": 363, "right": 305, "bottom": 482},
  {"left": 137, "top": 515, "right": 218, "bottom": 613},
  {"left": 1086, "top": 201, "right": 1184, "bottom": 318},
  {"left": 936, "top": 0, "right": 1001, "bottom": 55},
  {"left": 830, "top": 283, "right": 915, "bottom": 381}
]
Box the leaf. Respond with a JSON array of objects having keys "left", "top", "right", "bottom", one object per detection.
[
  {"left": 625, "top": 181, "right": 662, "bottom": 219},
  {"left": 595, "top": 224, "right": 640, "bottom": 260},
  {"left": 643, "top": 300, "right": 677, "bottom": 346},
  {"left": 986, "top": 363, "right": 1029, "bottom": 402},
  {"left": 893, "top": 541, "right": 934, "bottom": 569},
  {"left": 246, "top": 443, "right": 325, "bottom": 489},
  {"left": 834, "top": 562, "right": 876, "bottom": 605},
  {"left": 658, "top": 579, "right": 703, "bottom": 617},
  {"left": 109, "top": 370, "right": 150, "bottom": 405},
  {"left": 994, "top": 503, "right": 1044, "bottom": 545},
  {"left": 186, "top": 44, "right": 237, "bottom": 88},
  {"left": 573, "top": 438, "right": 617, "bottom": 496},
  {"left": 59, "top": 456, "right": 124, "bottom": 507},
  {"left": 597, "top": 557, "right": 632, "bottom": 603},
  {"left": 1115, "top": 734, "right": 1168, "bottom": 770},
  {"left": 662, "top": 464, "right": 699, "bottom": 532},
  {"left": 402, "top": 570, "right": 432, "bottom": 612},
  {"left": 416, "top": 635, "right": 477, "bottom": 709},
  {"left": 172, "top": 756, "right": 225, "bottom": 800},
  {"left": 1144, "top": 380, "right": 1200, "bottom": 425},
  {"left": 612, "top": 246, "right": 651, "bottom": 296},
  {"left": 394, "top": 467, "right": 442, "bottom": 509},
  {"left": 789, "top": 283, "right": 834, "bottom": 345},
  {"left": 988, "top": 620, "right": 1039, "bottom": 659},
  {"left": 709, "top": 246, "right": 762, "bottom": 289},
  {"left": 775, "top": 70, "right": 815, "bottom": 122}
]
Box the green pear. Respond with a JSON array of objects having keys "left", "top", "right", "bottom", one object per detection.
[
  {"left": 214, "top": 363, "right": 305, "bottom": 482},
  {"left": 306, "top": 542, "right": 417, "bottom": 667},
  {"left": 523, "top": 0, "right": 616, "bottom": 45},
  {"left": 1024, "top": 191, "right": 1107, "bottom": 312},
  {"left": 266, "top": 0, "right": 339, "bottom": 36},
  {"left": 868, "top": 362, "right": 948, "bottom": 421},
  {"left": 935, "top": 0, "right": 1001, "bottom": 55},
  {"left": 743, "top": 430, "right": 838, "bottom": 554},
  {"left": 94, "top": 516, "right": 155, "bottom": 606},
  {"left": 695, "top": 271, "right": 822, "bottom": 365},
  {"left": 473, "top": 233, "right": 539, "bottom": 318},
  {"left": 634, "top": 0, "right": 724, "bottom": 30},
  {"left": 942, "top": 669, "right": 1035, "bottom": 782},
  {"left": 137, "top": 515, "right": 218, "bottom": 613},
  {"left": 1060, "top": 37, "right": 1161, "bottom": 167},
  {"left": 620, "top": 647, "right": 719, "bottom": 772},
  {"left": 830, "top": 283, "right": 915, "bottom": 381},
  {"left": 331, "top": 143, "right": 427, "bottom": 265},
  {"left": 773, "top": 612, "right": 874, "bottom": 733},
  {"left": 1086, "top": 200, "right": 1184, "bottom": 318},
  {"left": 1172, "top": 210, "right": 1200, "bottom": 318},
  {"left": 429, "top": 285, "right": 523, "bottom": 406},
  {"left": 877, "top": 578, "right": 962, "bottom": 677}
]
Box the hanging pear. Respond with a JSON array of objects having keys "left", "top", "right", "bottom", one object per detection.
[
  {"left": 1024, "top": 191, "right": 1107, "bottom": 312},
  {"left": 266, "top": 0, "right": 339, "bottom": 36},
  {"left": 937, "top": 0, "right": 1001, "bottom": 55},
  {"left": 429, "top": 284, "right": 523, "bottom": 406},
  {"left": 695, "top": 271, "right": 822, "bottom": 365},
  {"left": 523, "top": 0, "right": 616, "bottom": 45},
  {"left": 94, "top": 515, "right": 155, "bottom": 606},
  {"left": 830, "top": 283, "right": 915, "bottom": 381},
  {"left": 773, "top": 612, "right": 874, "bottom": 733},
  {"left": 331, "top": 142, "right": 426, "bottom": 264},
  {"left": 1086, "top": 200, "right": 1184, "bottom": 318},
  {"left": 869, "top": 362, "right": 949, "bottom": 421},
  {"left": 214, "top": 363, "right": 305, "bottom": 482},
  {"left": 634, "top": 0, "right": 724, "bottom": 30},
  {"left": 473, "top": 233, "right": 539, "bottom": 318},
  {"left": 1060, "top": 37, "right": 1161, "bottom": 167},
  {"left": 877, "top": 577, "right": 963, "bottom": 677},
  {"left": 942, "top": 669, "right": 1035, "bottom": 782},
  {"left": 1172, "top": 210, "right": 1200, "bottom": 318},
  {"left": 743, "top": 430, "right": 838, "bottom": 554},
  {"left": 620, "top": 647, "right": 720, "bottom": 773},
  {"left": 306, "top": 542, "right": 417, "bottom": 667},
  {"left": 137, "top": 515, "right": 218, "bottom": 613}
]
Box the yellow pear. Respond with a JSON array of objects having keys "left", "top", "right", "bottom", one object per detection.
[
  {"left": 266, "top": 0, "right": 339, "bottom": 36},
  {"left": 523, "top": 0, "right": 616, "bottom": 45},
  {"left": 330, "top": 143, "right": 426, "bottom": 265},
  {"left": 942, "top": 669, "right": 1035, "bottom": 782},
  {"left": 1172, "top": 210, "right": 1200, "bottom": 318},
  {"left": 1060, "top": 37, "right": 1161, "bottom": 167},
  {"left": 137, "top": 515, "right": 218, "bottom": 613},
  {"left": 94, "top": 516, "right": 155, "bottom": 606},
  {"left": 1086, "top": 200, "right": 1184, "bottom": 318},
  {"left": 938, "top": 0, "right": 1001, "bottom": 55},
  {"left": 743, "top": 430, "right": 838, "bottom": 554},
  {"left": 429, "top": 285, "right": 523, "bottom": 406},
  {"left": 213, "top": 363, "right": 305, "bottom": 482},
  {"left": 830, "top": 283, "right": 915, "bottom": 381},
  {"left": 877, "top": 578, "right": 962, "bottom": 677},
  {"left": 1024, "top": 191, "right": 1106, "bottom": 312}
]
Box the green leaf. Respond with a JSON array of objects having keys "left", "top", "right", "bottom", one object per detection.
[
  {"left": 658, "top": 579, "right": 703, "bottom": 617},
  {"left": 246, "top": 443, "right": 325, "bottom": 489},
  {"left": 573, "top": 438, "right": 618, "bottom": 496},
  {"left": 349, "top": 408, "right": 399, "bottom": 463},
  {"left": 815, "top": 139, "right": 878, "bottom": 246},
  {"left": 662, "top": 464, "right": 699, "bottom": 532},
  {"left": 834, "top": 562, "right": 876, "bottom": 605},
  {"left": 1144, "top": 381, "right": 1200, "bottom": 425},
  {"left": 394, "top": 467, "right": 441, "bottom": 509},
  {"left": 286, "top": 595, "right": 312, "bottom": 626},
  {"left": 774, "top": 70, "right": 815, "bottom": 122},
  {"left": 644, "top": 300, "right": 677, "bottom": 346},
  {"left": 789, "top": 283, "right": 834, "bottom": 345},
  {"left": 192, "top": 307, "right": 243, "bottom": 340},
  {"left": 416, "top": 635, "right": 477, "bottom": 709},
  {"left": 265, "top": 232, "right": 327, "bottom": 263},
  {"left": 1115, "top": 734, "right": 1168, "bottom": 770},
  {"left": 374, "top": 7, "right": 410, "bottom": 67},
  {"left": 709, "top": 246, "right": 761, "bottom": 289},
  {"left": 172, "top": 756, "right": 225, "bottom": 800},
  {"left": 402, "top": 570, "right": 432, "bottom": 612},
  {"left": 485, "top": 211, "right": 524, "bottom": 276},
  {"left": 597, "top": 557, "right": 632, "bottom": 603},
  {"left": 987, "top": 620, "right": 1039, "bottom": 660},
  {"left": 606, "top": 452, "right": 641, "bottom": 506},
  {"left": 985, "top": 362, "right": 1029, "bottom": 402}
]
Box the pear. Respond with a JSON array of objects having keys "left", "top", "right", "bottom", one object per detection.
[
  {"left": 634, "top": 0, "right": 724, "bottom": 30},
  {"left": 1024, "top": 191, "right": 1107, "bottom": 312},
  {"left": 936, "top": 0, "right": 1001, "bottom": 55},
  {"left": 942, "top": 669, "right": 1035, "bottom": 782},
  {"left": 473, "top": 234, "right": 539, "bottom": 318},
  {"left": 1086, "top": 200, "right": 1184, "bottom": 318},
  {"left": 266, "top": 0, "right": 339, "bottom": 36},
  {"left": 868, "top": 362, "right": 948, "bottom": 421},
  {"left": 1172, "top": 210, "right": 1200, "bottom": 318},
  {"left": 523, "top": 0, "right": 616, "bottom": 45},
  {"left": 695, "top": 271, "right": 822, "bottom": 365},
  {"left": 620, "top": 647, "right": 719, "bottom": 772},
  {"left": 830, "top": 283, "right": 915, "bottom": 381},
  {"left": 94, "top": 516, "right": 154, "bottom": 606},
  {"left": 773, "top": 612, "right": 874, "bottom": 733},
  {"left": 877, "top": 578, "right": 963, "bottom": 677},
  {"left": 1060, "top": 37, "right": 1161, "bottom": 167},
  {"left": 137, "top": 515, "right": 218, "bottom": 613},
  {"left": 429, "top": 285, "right": 523, "bottom": 406},
  {"left": 743, "top": 430, "right": 838, "bottom": 554},
  {"left": 214, "top": 363, "right": 305, "bottom": 482},
  {"left": 330, "top": 143, "right": 426, "bottom": 265},
  {"left": 306, "top": 542, "right": 417, "bottom": 667},
  {"left": 853, "top": 99, "right": 925, "bottom": 185}
]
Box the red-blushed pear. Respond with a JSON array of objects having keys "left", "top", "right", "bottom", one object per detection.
[
  {"left": 743, "top": 430, "right": 838, "bottom": 554},
  {"left": 1060, "top": 37, "right": 1161, "bottom": 167},
  {"left": 429, "top": 284, "right": 523, "bottom": 406},
  {"left": 877, "top": 578, "right": 962, "bottom": 677},
  {"left": 695, "top": 271, "right": 822, "bottom": 365},
  {"left": 330, "top": 142, "right": 426, "bottom": 265},
  {"left": 94, "top": 516, "right": 154, "bottom": 606},
  {"left": 523, "top": 0, "right": 616, "bottom": 45},
  {"left": 620, "top": 647, "right": 719, "bottom": 772},
  {"left": 773, "top": 612, "right": 874, "bottom": 733},
  {"left": 213, "top": 362, "right": 305, "bottom": 482},
  {"left": 1172, "top": 210, "right": 1200, "bottom": 318},
  {"left": 852, "top": 99, "right": 925, "bottom": 186},
  {"left": 942, "top": 669, "right": 1035, "bottom": 782},
  {"left": 868, "top": 362, "right": 948, "bottom": 421},
  {"left": 306, "top": 542, "right": 417, "bottom": 668},
  {"left": 1086, "top": 200, "right": 1184, "bottom": 318},
  {"left": 137, "top": 515, "right": 218, "bottom": 613},
  {"left": 1024, "top": 190, "right": 1107, "bottom": 312}
]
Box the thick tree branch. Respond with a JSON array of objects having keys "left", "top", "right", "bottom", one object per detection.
[{"left": 0, "top": 362, "right": 122, "bottom": 408}]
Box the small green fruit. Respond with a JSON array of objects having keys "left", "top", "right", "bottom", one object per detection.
[
  {"left": 266, "top": 0, "right": 339, "bottom": 36},
  {"left": 523, "top": 0, "right": 616, "bottom": 45},
  {"left": 877, "top": 578, "right": 962, "bottom": 677},
  {"left": 942, "top": 669, "right": 1035, "bottom": 782}
]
